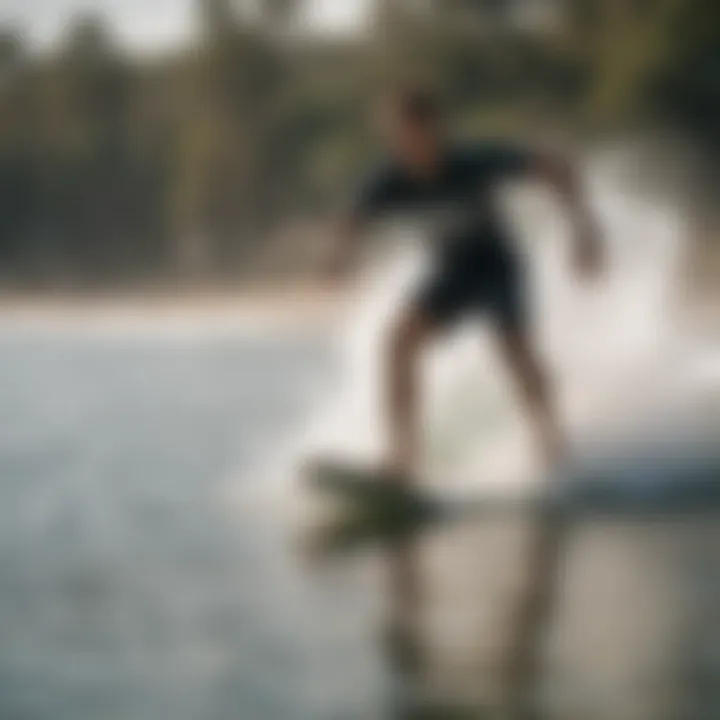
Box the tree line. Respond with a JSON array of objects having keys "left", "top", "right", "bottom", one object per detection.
[{"left": 0, "top": 0, "right": 716, "bottom": 288}]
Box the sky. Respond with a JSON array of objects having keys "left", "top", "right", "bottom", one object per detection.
[{"left": 0, "top": 0, "right": 369, "bottom": 52}]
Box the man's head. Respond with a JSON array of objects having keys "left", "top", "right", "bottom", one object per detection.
[{"left": 377, "top": 88, "right": 443, "bottom": 173}]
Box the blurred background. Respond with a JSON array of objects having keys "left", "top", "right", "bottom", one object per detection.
[
  {"left": 0, "top": 0, "right": 718, "bottom": 289},
  {"left": 0, "top": 2, "right": 718, "bottom": 719}
]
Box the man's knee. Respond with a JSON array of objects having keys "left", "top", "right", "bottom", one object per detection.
[
  {"left": 500, "top": 331, "right": 551, "bottom": 403},
  {"left": 386, "top": 309, "right": 430, "bottom": 367},
  {"left": 511, "top": 349, "right": 553, "bottom": 408},
  {"left": 523, "top": 362, "right": 550, "bottom": 404}
]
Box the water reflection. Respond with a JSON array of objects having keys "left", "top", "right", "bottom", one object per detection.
[
  {"left": 302, "top": 432, "right": 720, "bottom": 719},
  {"left": 304, "top": 491, "right": 569, "bottom": 719}
]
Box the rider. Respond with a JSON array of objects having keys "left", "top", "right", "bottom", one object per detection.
[{"left": 329, "top": 88, "right": 603, "bottom": 481}]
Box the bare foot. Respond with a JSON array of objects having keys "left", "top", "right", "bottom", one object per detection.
[{"left": 379, "top": 451, "right": 416, "bottom": 485}]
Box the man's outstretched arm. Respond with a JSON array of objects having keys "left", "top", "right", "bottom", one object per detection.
[{"left": 530, "top": 152, "right": 604, "bottom": 277}]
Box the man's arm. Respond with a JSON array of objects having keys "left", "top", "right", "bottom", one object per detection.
[
  {"left": 324, "top": 164, "right": 392, "bottom": 281},
  {"left": 529, "top": 152, "right": 603, "bottom": 277}
]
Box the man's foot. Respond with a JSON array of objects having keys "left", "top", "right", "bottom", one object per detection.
[{"left": 379, "top": 451, "right": 416, "bottom": 486}]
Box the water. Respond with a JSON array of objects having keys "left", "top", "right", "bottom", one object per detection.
[
  {"left": 0, "top": 323, "right": 395, "bottom": 720},
  {"left": 1, "top": 155, "right": 719, "bottom": 719}
]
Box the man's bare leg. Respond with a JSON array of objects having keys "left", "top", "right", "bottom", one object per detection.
[
  {"left": 383, "top": 306, "right": 436, "bottom": 481},
  {"left": 494, "top": 326, "right": 566, "bottom": 473}
]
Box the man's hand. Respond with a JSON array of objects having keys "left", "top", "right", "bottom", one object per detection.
[{"left": 532, "top": 152, "right": 604, "bottom": 281}]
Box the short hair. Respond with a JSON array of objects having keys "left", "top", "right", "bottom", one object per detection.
[{"left": 393, "top": 87, "right": 440, "bottom": 126}]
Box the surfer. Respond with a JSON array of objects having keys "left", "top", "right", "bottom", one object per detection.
[{"left": 328, "top": 88, "right": 603, "bottom": 481}]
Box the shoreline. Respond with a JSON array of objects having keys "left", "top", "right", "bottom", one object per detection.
[{"left": 0, "top": 284, "right": 349, "bottom": 331}]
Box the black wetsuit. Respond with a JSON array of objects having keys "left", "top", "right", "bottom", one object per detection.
[{"left": 353, "top": 142, "right": 533, "bottom": 330}]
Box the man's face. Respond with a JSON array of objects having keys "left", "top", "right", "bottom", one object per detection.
[{"left": 377, "top": 102, "right": 440, "bottom": 171}]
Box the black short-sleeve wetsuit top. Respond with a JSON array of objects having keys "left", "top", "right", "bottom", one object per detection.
[{"left": 352, "top": 142, "right": 534, "bottom": 328}]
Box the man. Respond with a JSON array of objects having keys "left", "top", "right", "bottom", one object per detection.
[{"left": 330, "top": 89, "right": 602, "bottom": 482}]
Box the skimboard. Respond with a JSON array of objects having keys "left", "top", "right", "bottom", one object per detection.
[
  {"left": 300, "top": 457, "right": 563, "bottom": 556},
  {"left": 300, "top": 458, "right": 442, "bottom": 555},
  {"left": 301, "top": 457, "right": 565, "bottom": 536},
  {"left": 304, "top": 459, "right": 429, "bottom": 505},
  {"left": 302, "top": 457, "right": 561, "bottom": 515}
]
